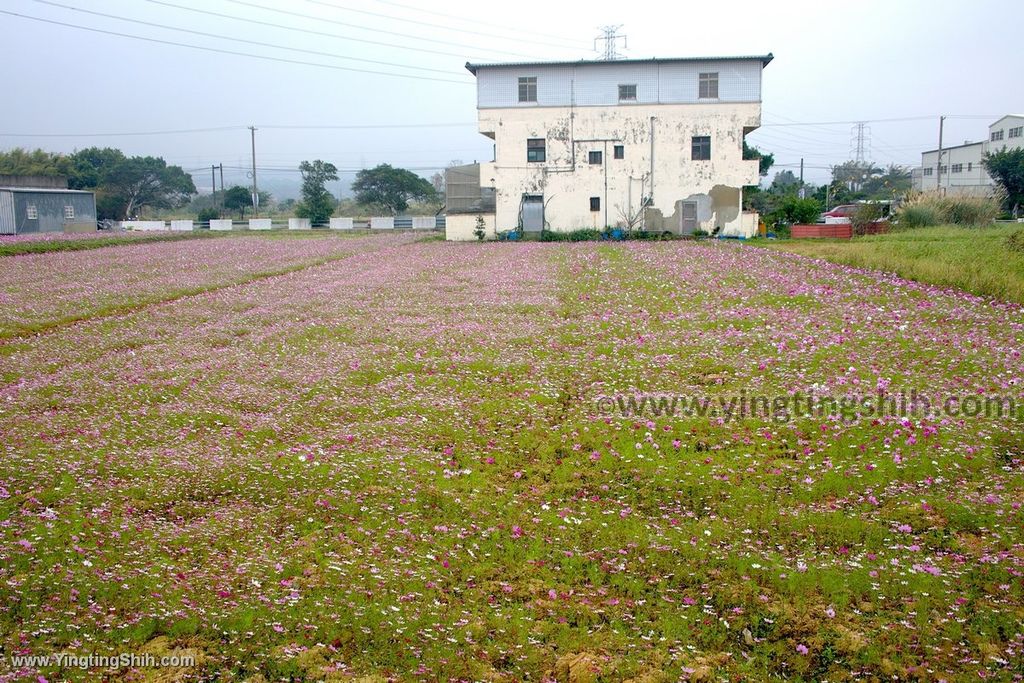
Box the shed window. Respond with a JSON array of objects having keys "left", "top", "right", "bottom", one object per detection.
[
  {"left": 691, "top": 136, "right": 711, "bottom": 161},
  {"left": 588, "top": 150, "right": 603, "bottom": 165},
  {"left": 518, "top": 76, "right": 537, "bottom": 103},
  {"left": 614, "top": 145, "right": 624, "bottom": 159},
  {"left": 698, "top": 72, "right": 719, "bottom": 99},
  {"left": 26, "top": 205, "right": 37, "bottom": 220},
  {"left": 64, "top": 205, "right": 75, "bottom": 220},
  {"left": 590, "top": 197, "right": 600, "bottom": 212},
  {"left": 618, "top": 84, "right": 637, "bottom": 101},
  {"left": 527, "top": 138, "right": 546, "bottom": 163}
]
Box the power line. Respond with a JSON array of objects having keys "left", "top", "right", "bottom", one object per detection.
[
  {"left": 31, "top": 0, "right": 463, "bottom": 77},
  {"left": 368, "top": 0, "right": 587, "bottom": 48},
  {"left": 139, "top": 0, "right": 488, "bottom": 61},
  {"left": 0, "top": 9, "right": 473, "bottom": 85},
  {"left": 222, "top": 0, "right": 540, "bottom": 61},
  {"left": 303, "top": 0, "right": 585, "bottom": 52},
  {"left": 0, "top": 122, "right": 476, "bottom": 138}
]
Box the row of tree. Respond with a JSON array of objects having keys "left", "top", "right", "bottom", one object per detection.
[
  {"left": 0, "top": 147, "right": 442, "bottom": 222},
  {"left": 0, "top": 147, "right": 196, "bottom": 220}
]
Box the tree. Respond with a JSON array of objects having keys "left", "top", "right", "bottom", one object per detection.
[
  {"left": 68, "top": 148, "right": 196, "bottom": 219},
  {"left": 982, "top": 148, "right": 1024, "bottom": 216},
  {"left": 223, "top": 186, "right": 254, "bottom": 220},
  {"left": 295, "top": 160, "right": 339, "bottom": 225},
  {"left": 770, "top": 170, "right": 801, "bottom": 194},
  {"left": 861, "top": 164, "right": 912, "bottom": 199},
  {"left": 0, "top": 148, "right": 73, "bottom": 177},
  {"left": 743, "top": 141, "right": 775, "bottom": 178},
  {"left": 352, "top": 164, "right": 437, "bottom": 215},
  {"left": 831, "top": 161, "right": 883, "bottom": 193}
]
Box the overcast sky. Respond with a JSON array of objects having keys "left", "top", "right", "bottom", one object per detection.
[{"left": 0, "top": 0, "right": 1020, "bottom": 193}]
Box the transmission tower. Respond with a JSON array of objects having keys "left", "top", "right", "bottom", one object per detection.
[
  {"left": 594, "top": 25, "right": 626, "bottom": 60},
  {"left": 851, "top": 122, "right": 872, "bottom": 163}
]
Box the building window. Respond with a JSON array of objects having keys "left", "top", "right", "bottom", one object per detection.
[
  {"left": 618, "top": 84, "right": 637, "bottom": 101},
  {"left": 590, "top": 197, "right": 600, "bottom": 212},
  {"left": 26, "top": 205, "right": 37, "bottom": 220},
  {"left": 991, "top": 130, "right": 1004, "bottom": 141},
  {"left": 1010, "top": 126, "right": 1023, "bottom": 138},
  {"left": 923, "top": 167, "right": 933, "bottom": 176},
  {"left": 968, "top": 162, "right": 973, "bottom": 172},
  {"left": 951, "top": 163, "right": 963, "bottom": 173},
  {"left": 518, "top": 76, "right": 537, "bottom": 103},
  {"left": 691, "top": 136, "right": 711, "bottom": 160},
  {"left": 526, "top": 138, "right": 546, "bottom": 163},
  {"left": 613, "top": 144, "right": 624, "bottom": 159},
  {"left": 64, "top": 205, "right": 75, "bottom": 220},
  {"left": 938, "top": 165, "right": 947, "bottom": 174},
  {"left": 698, "top": 72, "right": 719, "bottom": 99},
  {"left": 588, "top": 150, "right": 603, "bottom": 165}
]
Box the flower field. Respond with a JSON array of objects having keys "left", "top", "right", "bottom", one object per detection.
[{"left": 0, "top": 235, "right": 1022, "bottom": 681}]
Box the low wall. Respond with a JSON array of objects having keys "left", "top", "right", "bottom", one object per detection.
[
  {"left": 791, "top": 224, "right": 853, "bottom": 239},
  {"left": 446, "top": 213, "right": 496, "bottom": 241},
  {"left": 121, "top": 220, "right": 166, "bottom": 231}
]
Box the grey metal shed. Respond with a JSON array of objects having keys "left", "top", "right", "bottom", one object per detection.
[{"left": 0, "top": 187, "right": 98, "bottom": 235}]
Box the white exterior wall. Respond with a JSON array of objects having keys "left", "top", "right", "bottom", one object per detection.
[
  {"left": 446, "top": 213, "right": 496, "bottom": 241},
  {"left": 479, "top": 102, "right": 761, "bottom": 235},
  {"left": 914, "top": 115, "right": 1024, "bottom": 195}
]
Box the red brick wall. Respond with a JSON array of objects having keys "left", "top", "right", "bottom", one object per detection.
[{"left": 791, "top": 224, "right": 853, "bottom": 239}]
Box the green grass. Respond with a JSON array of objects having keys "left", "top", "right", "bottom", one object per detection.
[
  {"left": 0, "top": 230, "right": 227, "bottom": 257},
  {"left": 757, "top": 224, "right": 1024, "bottom": 303}
]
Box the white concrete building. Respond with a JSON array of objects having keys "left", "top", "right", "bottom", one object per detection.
[
  {"left": 913, "top": 115, "right": 1024, "bottom": 196},
  {"left": 445, "top": 55, "right": 772, "bottom": 240}
]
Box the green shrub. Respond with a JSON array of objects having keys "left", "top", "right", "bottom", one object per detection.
[
  {"left": 851, "top": 203, "right": 884, "bottom": 236},
  {"left": 197, "top": 207, "right": 219, "bottom": 223},
  {"left": 767, "top": 196, "right": 821, "bottom": 228}
]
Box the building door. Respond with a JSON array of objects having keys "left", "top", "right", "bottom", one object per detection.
[
  {"left": 680, "top": 201, "right": 698, "bottom": 234},
  {"left": 521, "top": 195, "right": 544, "bottom": 232}
]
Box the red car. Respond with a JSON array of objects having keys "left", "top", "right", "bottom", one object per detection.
[{"left": 821, "top": 204, "right": 858, "bottom": 223}]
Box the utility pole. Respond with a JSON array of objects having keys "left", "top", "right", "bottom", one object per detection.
[
  {"left": 594, "top": 25, "right": 626, "bottom": 60},
  {"left": 211, "top": 165, "right": 217, "bottom": 206},
  {"left": 249, "top": 125, "right": 259, "bottom": 217},
  {"left": 936, "top": 115, "right": 945, "bottom": 195},
  {"left": 218, "top": 164, "right": 224, "bottom": 209},
  {"left": 798, "top": 158, "right": 805, "bottom": 199}
]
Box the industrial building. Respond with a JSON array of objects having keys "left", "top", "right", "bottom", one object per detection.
[
  {"left": 912, "top": 115, "right": 1024, "bottom": 196},
  {"left": 0, "top": 175, "right": 97, "bottom": 235},
  {"left": 445, "top": 54, "right": 772, "bottom": 240}
]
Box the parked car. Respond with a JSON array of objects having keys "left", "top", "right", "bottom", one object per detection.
[{"left": 820, "top": 204, "right": 858, "bottom": 224}]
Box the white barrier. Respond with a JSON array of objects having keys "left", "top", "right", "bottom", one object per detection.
[
  {"left": 289, "top": 218, "right": 311, "bottom": 230},
  {"left": 209, "top": 219, "right": 233, "bottom": 231},
  {"left": 249, "top": 218, "right": 272, "bottom": 230},
  {"left": 120, "top": 220, "right": 166, "bottom": 231},
  {"left": 370, "top": 217, "right": 394, "bottom": 230},
  {"left": 329, "top": 217, "right": 353, "bottom": 230},
  {"left": 411, "top": 216, "right": 436, "bottom": 230},
  {"left": 169, "top": 220, "right": 193, "bottom": 232}
]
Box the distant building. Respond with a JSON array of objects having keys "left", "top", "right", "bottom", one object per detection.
[
  {"left": 446, "top": 54, "right": 772, "bottom": 240},
  {"left": 912, "top": 115, "right": 1024, "bottom": 196},
  {"left": 0, "top": 175, "right": 97, "bottom": 235}
]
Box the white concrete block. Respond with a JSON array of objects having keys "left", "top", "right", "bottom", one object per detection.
[
  {"left": 169, "top": 220, "right": 193, "bottom": 232},
  {"left": 288, "top": 218, "right": 311, "bottom": 230},
  {"left": 120, "top": 220, "right": 167, "bottom": 231},
  {"left": 249, "top": 218, "right": 272, "bottom": 230},
  {"left": 370, "top": 217, "right": 394, "bottom": 230},
  {"left": 411, "top": 216, "right": 436, "bottom": 229},
  {"left": 209, "top": 219, "right": 233, "bottom": 231},
  {"left": 330, "top": 217, "right": 353, "bottom": 230}
]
